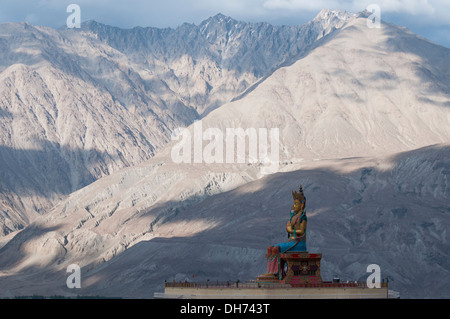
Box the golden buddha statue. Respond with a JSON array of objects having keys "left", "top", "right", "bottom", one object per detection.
[{"left": 264, "top": 185, "right": 307, "bottom": 276}]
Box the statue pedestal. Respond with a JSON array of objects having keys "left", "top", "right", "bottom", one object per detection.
[{"left": 280, "top": 252, "right": 322, "bottom": 285}]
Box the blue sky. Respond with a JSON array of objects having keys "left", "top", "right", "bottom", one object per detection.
[{"left": 0, "top": 0, "right": 449, "bottom": 48}]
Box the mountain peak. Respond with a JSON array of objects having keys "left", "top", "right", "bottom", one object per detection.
[
  {"left": 314, "top": 8, "right": 355, "bottom": 22},
  {"left": 213, "top": 13, "right": 227, "bottom": 20},
  {"left": 200, "top": 13, "right": 241, "bottom": 27}
]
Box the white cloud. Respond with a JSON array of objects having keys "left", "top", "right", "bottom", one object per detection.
[
  {"left": 263, "top": 0, "right": 346, "bottom": 11},
  {"left": 354, "top": 0, "right": 435, "bottom": 15},
  {"left": 263, "top": 0, "right": 438, "bottom": 16}
]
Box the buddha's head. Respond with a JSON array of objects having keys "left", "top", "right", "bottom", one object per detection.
[{"left": 291, "top": 199, "right": 303, "bottom": 212}]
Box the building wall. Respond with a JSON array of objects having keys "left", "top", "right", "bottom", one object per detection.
[{"left": 162, "top": 286, "right": 389, "bottom": 299}]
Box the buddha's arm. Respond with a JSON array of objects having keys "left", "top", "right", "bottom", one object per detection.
[
  {"left": 286, "top": 221, "right": 293, "bottom": 234},
  {"left": 286, "top": 220, "right": 306, "bottom": 239},
  {"left": 286, "top": 212, "right": 302, "bottom": 233},
  {"left": 295, "top": 220, "right": 306, "bottom": 237}
]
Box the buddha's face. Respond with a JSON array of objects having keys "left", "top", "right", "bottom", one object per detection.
[{"left": 291, "top": 200, "right": 303, "bottom": 212}]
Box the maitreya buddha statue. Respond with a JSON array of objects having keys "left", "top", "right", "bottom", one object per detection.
[{"left": 264, "top": 185, "right": 307, "bottom": 276}]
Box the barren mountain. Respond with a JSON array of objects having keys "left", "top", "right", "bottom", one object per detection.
[
  {"left": 0, "top": 11, "right": 352, "bottom": 235},
  {"left": 200, "top": 15, "right": 450, "bottom": 162},
  {"left": 78, "top": 10, "right": 353, "bottom": 116},
  {"left": 0, "top": 13, "right": 449, "bottom": 298}
]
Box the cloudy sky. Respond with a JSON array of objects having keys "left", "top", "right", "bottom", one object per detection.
[{"left": 0, "top": 0, "right": 449, "bottom": 48}]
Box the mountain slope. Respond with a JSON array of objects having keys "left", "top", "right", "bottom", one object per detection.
[
  {"left": 0, "top": 22, "right": 191, "bottom": 235},
  {"left": 0, "top": 144, "right": 448, "bottom": 298}
]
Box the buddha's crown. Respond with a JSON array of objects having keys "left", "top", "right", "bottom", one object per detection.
[{"left": 292, "top": 185, "right": 306, "bottom": 203}]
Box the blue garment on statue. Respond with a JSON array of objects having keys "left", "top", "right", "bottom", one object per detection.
[{"left": 275, "top": 240, "right": 307, "bottom": 253}]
